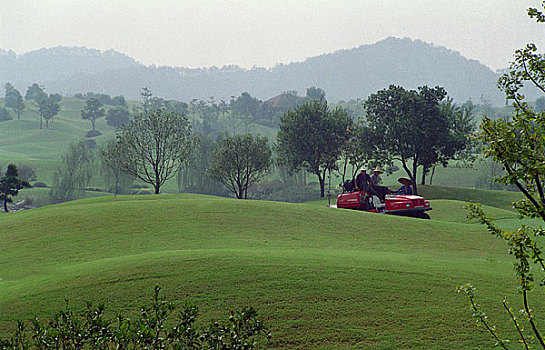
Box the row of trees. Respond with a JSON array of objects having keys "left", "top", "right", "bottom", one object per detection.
[
  {"left": 4, "top": 82, "right": 60, "bottom": 128},
  {"left": 50, "top": 83, "right": 475, "bottom": 201},
  {"left": 276, "top": 86, "right": 475, "bottom": 197}
]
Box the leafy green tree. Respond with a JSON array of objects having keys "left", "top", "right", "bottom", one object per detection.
[
  {"left": 277, "top": 100, "right": 350, "bottom": 197},
  {"left": 5, "top": 88, "right": 24, "bottom": 120},
  {"left": 364, "top": 85, "right": 454, "bottom": 194},
  {"left": 140, "top": 87, "right": 153, "bottom": 115},
  {"left": 0, "top": 107, "right": 12, "bottom": 122},
  {"left": 50, "top": 141, "right": 95, "bottom": 202},
  {"left": 100, "top": 139, "right": 134, "bottom": 195},
  {"left": 106, "top": 106, "right": 130, "bottom": 129},
  {"left": 306, "top": 86, "right": 326, "bottom": 101},
  {"left": 37, "top": 95, "right": 60, "bottom": 129},
  {"left": 49, "top": 93, "right": 62, "bottom": 103},
  {"left": 178, "top": 133, "right": 225, "bottom": 195},
  {"left": 81, "top": 98, "right": 105, "bottom": 130},
  {"left": 207, "top": 134, "right": 272, "bottom": 199},
  {"left": 103, "top": 109, "right": 195, "bottom": 194},
  {"left": 24, "top": 83, "right": 44, "bottom": 101},
  {"left": 110, "top": 95, "right": 127, "bottom": 106},
  {"left": 341, "top": 121, "right": 385, "bottom": 182},
  {"left": 459, "top": 3, "right": 545, "bottom": 348},
  {"left": 4, "top": 83, "right": 13, "bottom": 95},
  {"left": 0, "top": 164, "right": 31, "bottom": 212},
  {"left": 419, "top": 97, "right": 476, "bottom": 185},
  {"left": 231, "top": 92, "right": 261, "bottom": 118}
]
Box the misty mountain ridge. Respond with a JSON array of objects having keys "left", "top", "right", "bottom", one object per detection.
[{"left": 0, "top": 37, "right": 523, "bottom": 105}]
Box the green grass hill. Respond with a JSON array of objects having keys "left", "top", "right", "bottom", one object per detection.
[{"left": 1, "top": 192, "right": 542, "bottom": 349}]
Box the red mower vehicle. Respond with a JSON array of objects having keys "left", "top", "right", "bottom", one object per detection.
[{"left": 336, "top": 190, "right": 432, "bottom": 219}]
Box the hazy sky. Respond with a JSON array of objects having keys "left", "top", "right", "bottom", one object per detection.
[{"left": 1, "top": 0, "right": 544, "bottom": 71}]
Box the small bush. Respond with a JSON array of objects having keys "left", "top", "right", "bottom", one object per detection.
[
  {"left": 85, "top": 129, "right": 102, "bottom": 138},
  {"left": 0, "top": 107, "right": 12, "bottom": 122},
  {"left": 85, "top": 139, "right": 97, "bottom": 149},
  {"left": 32, "top": 182, "right": 47, "bottom": 188},
  {"left": 0, "top": 285, "right": 270, "bottom": 349}
]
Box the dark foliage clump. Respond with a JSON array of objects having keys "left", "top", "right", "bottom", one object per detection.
[{"left": 0, "top": 285, "right": 270, "bottom": 349}]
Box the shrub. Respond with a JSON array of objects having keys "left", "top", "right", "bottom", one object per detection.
[
  {"left": 85, "top": 129, "right": 102, "bottom": 138},
  {"left": 0, "top": 107, "right": 12, "bottom": 122},
  {"left": 0, "top": 286, "right": 270, "bottom": 349},
  {"left": 85, "top": 139, "right": 97, "bottom": 149},
  {"left": 32, "top": 182, "right": 47, "bottom": 188}
]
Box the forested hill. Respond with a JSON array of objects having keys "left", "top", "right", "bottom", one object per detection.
[{"left": 1, "top": 38, "right": 509, "bottom": 104}]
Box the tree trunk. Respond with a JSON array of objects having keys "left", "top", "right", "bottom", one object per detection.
[
  {"left": 92, "top": 119, "right": 96, "bottom": 130},
  {"left": 412, "top": 161, "right": 419, "bottom": 195},
  {"left": 421, "top": 170, "right": 426, "bottom": 186},
  {"left": 317, "top": 172, "right": 325, "bottom": 198},
  {"left": 430, "top": 165, "right": 436, "bottom": 186},
  {"left": 40, "top": 114, "right": 43, "bottom": 129},
  {"left": 3, "top": 199, "right": 8, "bottom": 212},
  {"left": 154, "top": 183, "right": 160, "bottom": 194}
]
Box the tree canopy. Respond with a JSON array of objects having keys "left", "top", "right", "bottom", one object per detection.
[
  {"left": 37, "top": 95, "right": 60, "bottom": 129},
  {"left": 106, "top": 106, "right": 130, "bottom": 130},
  {"left": 81, "top": 98, "right": 105, "bottom": 130},
  {"left": 0, "top": 164, "right": 30, "bottom": 212},
  {"left": 5, "top": 88, "right": 24, "bottom": 120},
  {"left": 276, "top": 100, "right": 350, "bottom": 197},
  {"left": 460, "top": 4, "right": 545, "bottom": 348},
  {"left": 206, "top": 134, "right": 272, "bottom": 199},
  {"left": 363, "top": 85, "right": 474, "bottom": 193},
  {"left": 102, "top": 109, "right": 195, "bottom": 194}
]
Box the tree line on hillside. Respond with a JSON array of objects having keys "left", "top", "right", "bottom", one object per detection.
[
  {"left": 1, "top": 80, "right": 530, "bottom": 204},
  {"left": 66, "top": 84, "right": 475, "bottom": 201}
]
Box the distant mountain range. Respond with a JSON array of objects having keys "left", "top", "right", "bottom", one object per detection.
[{"left": 0, "top": 38, "right": 524, "bottom": 105}]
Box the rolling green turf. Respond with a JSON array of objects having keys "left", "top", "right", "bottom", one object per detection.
[{"left": 1, "top": 193, "right": 543, "bottom": 349}]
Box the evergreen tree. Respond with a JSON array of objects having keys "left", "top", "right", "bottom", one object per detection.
[{"left": 0, "top": 164, "right": 30, "bottom": 212}]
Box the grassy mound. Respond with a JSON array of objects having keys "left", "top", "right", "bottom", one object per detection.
[{"left": 0, "top": 194, "right": 541, "bottom": 349}]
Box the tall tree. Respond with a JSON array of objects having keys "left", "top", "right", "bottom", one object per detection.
[
  {"left": 106, "top": 106, "right": 130, "bottom": 130},
  {"left": 5, "top": 88, "right": 24, "bottom": 120},
  {"left": 24, "top": 83, "right": 44, "bottom": 101},
  {"left": 50, "top": 141, "right": 95, "bottom": 202},
  {"left": 102, "top": 109, "right": 195, "bottom": 194},
  {"left": 37, "top": 95, "right": 60, "bottom": 129},
  {"left": 81, "top": 98, "right": 105, "bottom": 130},
  {"left": 306, "top": 86, "right": 326, "bottom": 101},
  {"left": 364, "top": 85, "right": 451, "bottom": 194},
  {"left": 0, "top": 164, "right": 30, "bottom": 212},
  {"left": 231, "top": 92, "right": 261, "bottom": 118},
  {"left": 277, "top": 100, "right": 350, "bottom": 197},
  {"left": 206, "top": 134, "right": 272, "bottom": 199}
]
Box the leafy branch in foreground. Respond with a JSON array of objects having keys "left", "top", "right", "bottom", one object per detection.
[
  {"left": 458, "top": 2, "right": 545, "bottom": 348},
  {"left": 0, "top": 285, "right": 271, "bottom": 349}
]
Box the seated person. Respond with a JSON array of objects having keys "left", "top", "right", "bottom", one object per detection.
[
  {"left": 391, "top": 177, "right": 413, "bottom": 195},
  {"left": 341, "top": 179, "right": 355, "bottom": 192},
  {"left": 355, "top": 167, "right": 379, "bottom": 197},
  {"left": 370, "top": 166, "right": 388, "bottom": 202}
]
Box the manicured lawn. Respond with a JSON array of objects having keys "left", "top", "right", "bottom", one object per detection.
[{"left": 0, "top": 194, "right": 541, "bottom": 348}]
